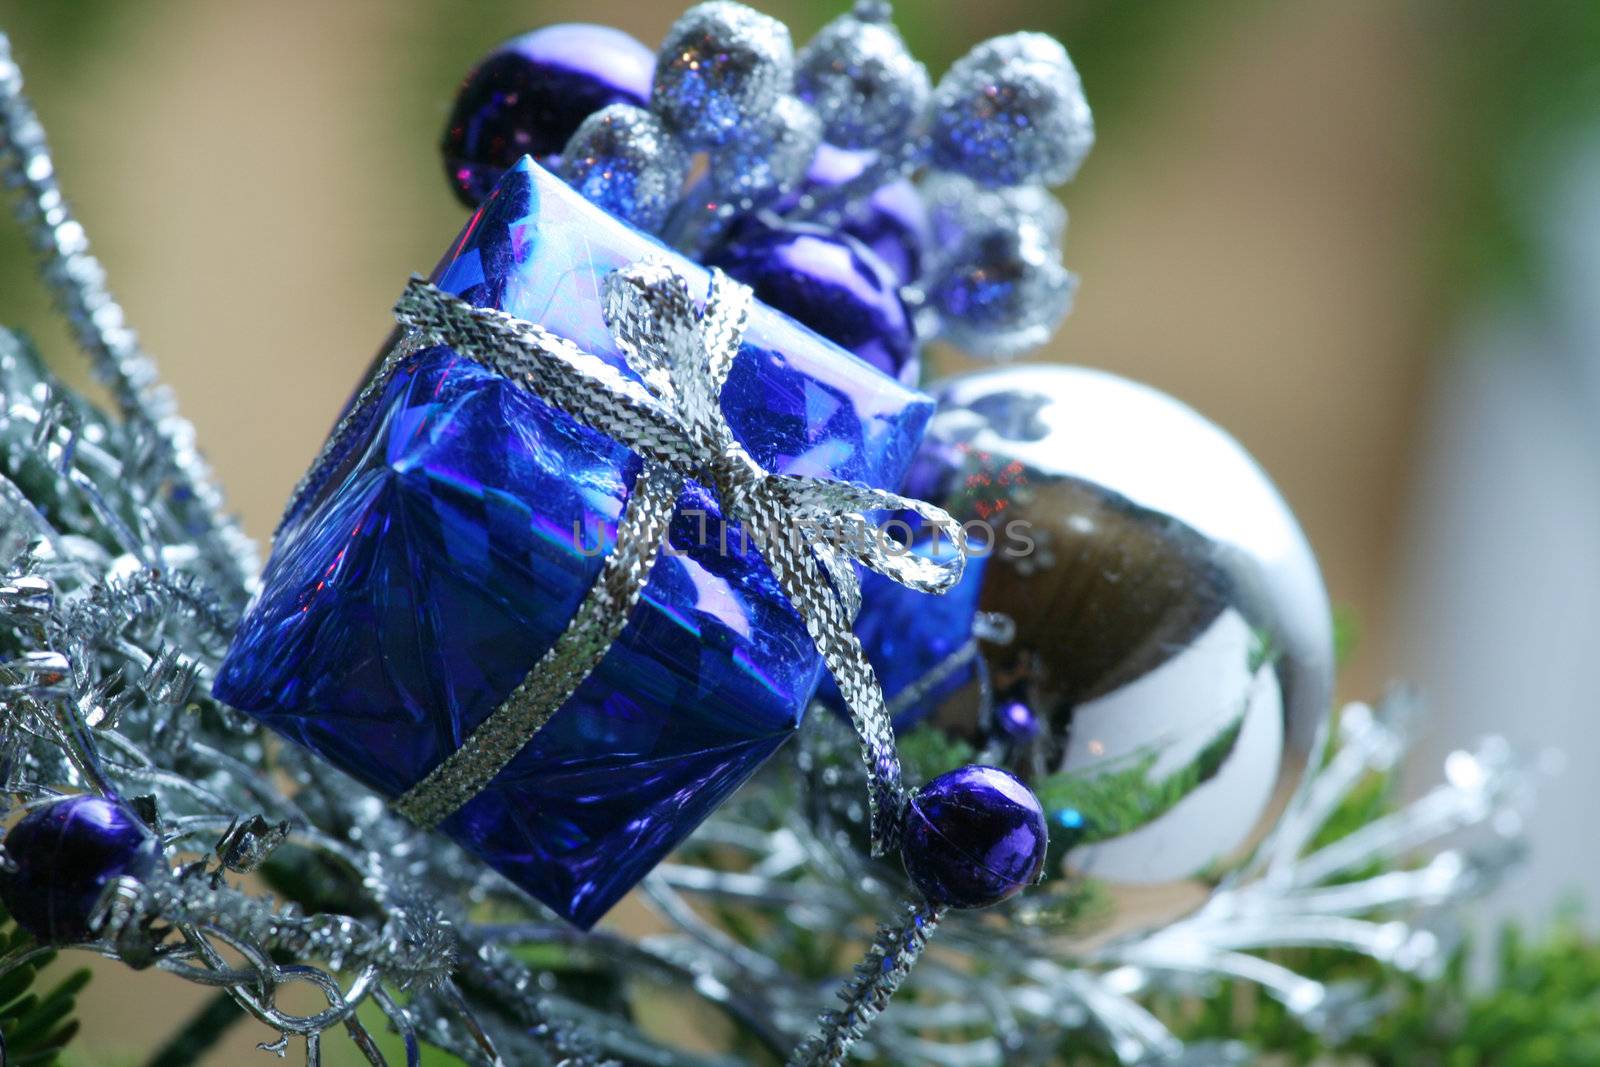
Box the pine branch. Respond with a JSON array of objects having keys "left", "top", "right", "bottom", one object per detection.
[{"left": 0, "top": 908, "right": 89, "bottom": 1067}]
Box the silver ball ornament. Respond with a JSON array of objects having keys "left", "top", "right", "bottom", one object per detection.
[
  {"left": 926, "top": 220, "right": 1076, "bottom": 359},
  {"left": 559, "top": 104, "right": 690, "bottom": 233},
  {"left": 794, "top": 14, "right": 930, "bottom": 149},
  {"left": 930, "top": 32, "right": 1094, "bottom": 188},
  {"left": 652, "top": 1, "right": 795, "bottom": 148},
  {"left": 710, "top": 95, "right": 822, "bottom": 200},
  {"left": 888, "top": 364, "right": 1334, "bottom": 893}
]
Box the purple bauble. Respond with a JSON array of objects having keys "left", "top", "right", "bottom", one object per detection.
[
  {"left": 0, "top": 796, "right": 159, "bottom": 943},
  {"left": 710, "top": 222, "right": 919, "bottom": 384},
  {"left": 804, "top": 144, "right": 929, "bottom": 284},
  {"left": 442, "top": 25, "right": 655, "bottom": 207},
  {"left": 994, "top": 698, "right": 1041, "bottom": 743},
  {"left": 901, "top": 765, "right": 1047, "bottom": 908}
]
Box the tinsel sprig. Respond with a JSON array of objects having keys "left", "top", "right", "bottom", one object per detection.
[{"left": 787, "top": 899, "right": 946, "bottom": 1067}]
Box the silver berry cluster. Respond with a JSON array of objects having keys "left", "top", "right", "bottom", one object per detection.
[{"left": 557, "top": 0, "right": 1095, "bottom": 361}]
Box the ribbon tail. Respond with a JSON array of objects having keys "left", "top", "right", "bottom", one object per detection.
[
  {"left": 742, "top": 490, "right": 904, "bottom": 854},
  {"left": 699, "top": 268, "right": 753, "bottom": 393}
]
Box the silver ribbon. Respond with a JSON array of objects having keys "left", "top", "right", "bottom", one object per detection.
[{"left": 385, "top": 260, "right": 965, "bottom": 851}]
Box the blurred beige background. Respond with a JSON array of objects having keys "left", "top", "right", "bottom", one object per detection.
[{"left": 0, "top": 0, "right": 1591, "bottom": 1062}]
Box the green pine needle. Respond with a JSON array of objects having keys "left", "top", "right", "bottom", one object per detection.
[{"left": 0, "top": 904, "right": 90, "bottom": 1067}]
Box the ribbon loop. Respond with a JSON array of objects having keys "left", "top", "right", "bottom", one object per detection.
[{"left": 767, "top": 476, "right": 968, "bottom": 597}]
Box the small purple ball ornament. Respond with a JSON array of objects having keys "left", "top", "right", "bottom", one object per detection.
[
  {"left": 804, "top": 144, "right": 930, "bottom": 284},
  {"left": 710, "top": 222, "right": 919, "bottom": 384},
  {"left": 900, "top": 765, "right": 1048, "bottom": 909},
  {"left": 442, "top": 24, "right": 656, "bottom": 208},
  {"left": 994, "top": 698, "right": 1041, "bottom": 744},
  {"left": 0, "top": 795, "right": 159, "bottom": 944}
]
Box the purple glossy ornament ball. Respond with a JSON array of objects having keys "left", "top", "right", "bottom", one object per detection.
[
  {"left": 710, "top": 222, "right": 919, "bottom": 384},
  {"left": 995, "top": 698, "right": 1041, "bottom": 743},
  {"left": 804, "top": 144, "right": 930, "bottom": 285},
  {"left": 900, "top": 765, "right": 1047, "bottom": 908},
  {"left": 442, "top": 25, "right": 655, "bottom": 207},
  {"left": 0, "top": 795, "right": 159, "bottom": 943}
]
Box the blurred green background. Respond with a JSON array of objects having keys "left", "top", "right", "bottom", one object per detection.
[{"left": 0, "top": 0, "right": 1597, "bottom": 1062}]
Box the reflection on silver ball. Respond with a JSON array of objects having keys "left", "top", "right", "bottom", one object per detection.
[
  {"left": 930, "top": 32, "right": 1094, "bottom": 188},
  {"left": 560, "top": 104, "right": 690, "bottom": 233},
  {"left": 710, "top": 95, "right": 822, "bottom": 200},
  {"left": 927, "top": 221, "right": 1076, "bottom": 359},
  {"left": 653, "top": 1, "right": 794, "bottom": 148},
  {"left": 887, "top": 364, "right": 1335, "bottom": 887},
  {"left": 794, "top": 14, "right": 929, "bottom": 149},
  {"left": 920, "top": 172, "right": 1067, "bottom": 251}
]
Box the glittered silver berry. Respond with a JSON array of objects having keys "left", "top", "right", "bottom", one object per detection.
[
  {"left": 921, "top": 172, "right": 1067, "bottom": 253},
  {"left": 794, "top": 14, "right": 929, "bottom": 149},
  {"left": 652, "top": 1, "right": 794, "bottom": 148},
  {"left": 928, "top": 220, "right": 1077, "bottom": 359},
  {"left": 560, "top": 104, "right": 690, "bottom": 233},
  {"left": 930, "top": 32, "right": 1094, "bottom": 188},
  {"left": 710, "top": 95, "right": 822, "bottom": 200}
]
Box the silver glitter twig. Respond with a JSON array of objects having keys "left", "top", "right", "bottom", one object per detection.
[{"left": 788, "top": 899, "right": 946, "bottom": 1067}]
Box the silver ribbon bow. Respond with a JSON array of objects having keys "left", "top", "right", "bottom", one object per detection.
[{"left": 382, "top": 260, "right": 965, "bottom": 851}]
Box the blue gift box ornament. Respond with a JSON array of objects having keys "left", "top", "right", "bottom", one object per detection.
[{"left": 214, "top": 158, "right": 935, "bottom": 928}]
